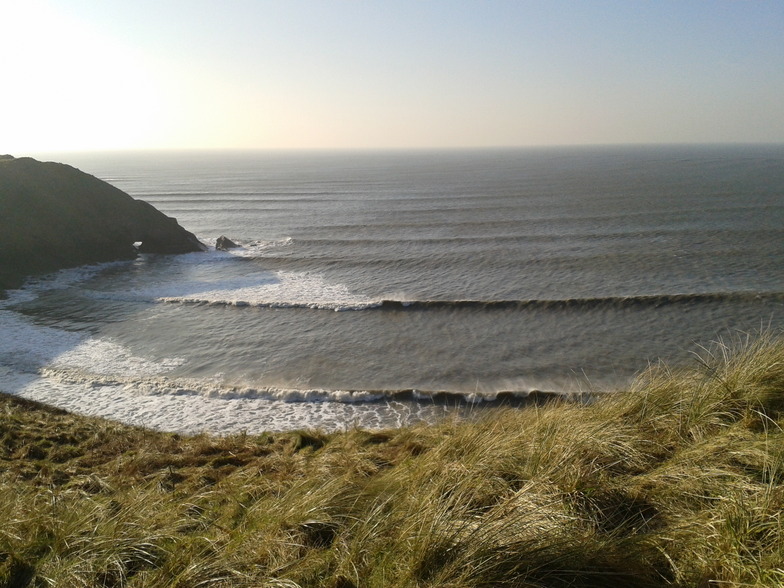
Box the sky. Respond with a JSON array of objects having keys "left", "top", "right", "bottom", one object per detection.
[{"left": 2, "top": 0, "right": 783, "bottom": 152}]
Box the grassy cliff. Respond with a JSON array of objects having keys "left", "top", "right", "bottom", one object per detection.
[{"left": 2, "top": 335, "right": 784, "bottom": 587}]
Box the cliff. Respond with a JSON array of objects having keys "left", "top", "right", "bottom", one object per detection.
[{"left": 0, "top": 155, "right": 207, "bottom": 291}]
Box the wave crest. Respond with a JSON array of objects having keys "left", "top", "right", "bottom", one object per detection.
[
  {"left": 158, "top": 291, "right": 784, "bottom": 312},
  {"left": 40, "top": 367, "right": 570, "bottom": 405}
]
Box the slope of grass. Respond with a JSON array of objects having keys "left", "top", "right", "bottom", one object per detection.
[{"left": 2, "top": 335, "right": 784, "bottom": 587}]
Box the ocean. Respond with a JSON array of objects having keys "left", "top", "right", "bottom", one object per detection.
[{"left": 2, "top": 145, "right": 783, "bottom": 433}]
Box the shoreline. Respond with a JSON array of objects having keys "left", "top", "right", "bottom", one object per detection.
[{"left": 1, "top": 373, "right": 585, "bottom": 435}]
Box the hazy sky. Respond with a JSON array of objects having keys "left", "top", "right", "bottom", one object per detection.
[{"left": 3, "top": 0, "right": 783, "bottom": 152}]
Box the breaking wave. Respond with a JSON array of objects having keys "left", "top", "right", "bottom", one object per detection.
[
  {"left": 40, "top": 366, "right": 571, "bottom": 405},
  {"left": 158, "top": 291, "right": 784, "bottom": 312}
]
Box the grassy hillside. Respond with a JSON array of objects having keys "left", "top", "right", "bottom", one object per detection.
[{"left": 2, "top": 335, "right": 784, "bottom": 587}]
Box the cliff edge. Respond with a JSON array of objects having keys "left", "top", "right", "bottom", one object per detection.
[{"left": 0, "top": 156, "right": 207, "bottom": 291}]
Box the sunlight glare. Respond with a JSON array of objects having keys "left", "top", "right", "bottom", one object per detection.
[{"left": 1, "top": 1, "right": 161, "bottom": 152}]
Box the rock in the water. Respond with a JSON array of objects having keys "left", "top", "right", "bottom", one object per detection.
[
  {"left": 215, "top": 235, "right": 240, "bottom": 251},
  {"left": 0, "top": 156, "right": 207, "bottom": 291}
]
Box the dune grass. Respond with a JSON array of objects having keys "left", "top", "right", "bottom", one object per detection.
[{"left": 2, "top": 334, "right": 784, "bottom": 587}]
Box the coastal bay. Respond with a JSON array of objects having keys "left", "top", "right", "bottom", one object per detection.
[{"left": 2, "top": 146, "right": 783, "bottom": 432}]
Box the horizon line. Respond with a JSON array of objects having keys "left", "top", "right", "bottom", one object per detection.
[{"left": 22, "top": 140, "right": 784, "bottom": 157}]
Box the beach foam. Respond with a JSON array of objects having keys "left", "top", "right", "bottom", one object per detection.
[
  {"left": 158, "top": 269, "right": 378, "bottom": 310},
  {"left": 0, "top": 261, "right": 130, "bottom": 309},
  {"left": 51, "top": 340, "right": 186, "bottom": 377},
  {"left": 223, "top": 237, "right": 293, "bottom": 256},
  {"left": 12, "top": 368, "right": 459, "bottom": 434},
  {"left": 0, "top": 310, "right": 86, "bottom": 371}
]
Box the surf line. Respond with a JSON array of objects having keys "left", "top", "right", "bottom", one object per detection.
[{"left": 157, "top": 291, "right": 784, "bottom": 312}]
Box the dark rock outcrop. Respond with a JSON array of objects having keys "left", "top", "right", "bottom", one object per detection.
[
  {"left": 0, "top": 156, "right": 207, "bottom": 291},
  {"left": 215, "top": 235, "right": 239, "bottom": 251}
]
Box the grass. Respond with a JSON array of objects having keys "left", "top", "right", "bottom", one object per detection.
[{"left": 2, "top": 334, "right": 784, "bottom": 587}]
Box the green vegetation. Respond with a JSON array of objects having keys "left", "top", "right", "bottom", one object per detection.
[{"left": 2, "top": 335, "right": 784, "bottom": 587}]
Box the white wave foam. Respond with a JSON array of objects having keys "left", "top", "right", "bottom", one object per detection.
[
  {"left": 39, "top": 368, "right": 387, "bottom": 403},
  {"left": 0, "top": 261, "right": 131, "bottom": 308},
  {"left": 0, "top": 288, "right": 38, "bottom": 308},
  {"left": 225, "top": 237, "right": 293, "bottom": 257},
  {"left": 51, "top": 340, "right": 185, "bottom": 377},
  {"left": 0, "top": 308, "right": 184, "bottom": 383},
  {"left": 0, "top": 310, "right": 85, "bottom": 371},
  {"left": 158, "top": 270, "right": 378, "bottom": 311},
  {"left": 195, "top": 236, "right": 292, "bottom": 256},
  {"left": 7, "top": 362, "right": 573, "bottom": 434},
  {"left": 4, "top": 363, "right": 453, "bottom": 434},
  {"left": 9, "top": 373, "right": 452, "bottom": 434},
  {"left": 37, "top": 366, "right": 571, "bottom": 405},
  {"left": 0, "top": 236, "right": 327, "bottom": 313}
]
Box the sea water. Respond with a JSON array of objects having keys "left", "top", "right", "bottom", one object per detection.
[{"left": 2, "top": 145, "right": 783, "bottom": 432}]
